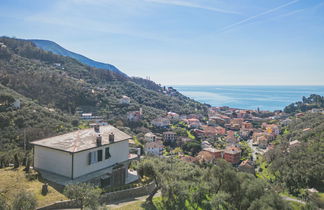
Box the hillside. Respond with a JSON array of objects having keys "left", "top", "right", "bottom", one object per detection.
[
  {"left": 266, "top": 113, "right": 324, "bottom": 207},
  {"left": 284, "top": 94, "right": 324, "bottom": 114},
  {"left": 0, "top": 83, "right": 78, "bottom": 152},
  {"left": 30, "top": 39, "right": 126, "bottom": 76},
  {"left": 0, "top": 37, "right": 207, "bottom": 146}
]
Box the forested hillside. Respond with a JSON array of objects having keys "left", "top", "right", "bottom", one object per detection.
[
  {"left": 269, "top": 113, "right": 324, "bottom": 195},
  {"left": 0, "top": 37, "right": 207, "bottom": 148},
  {"left": 0, "top": 83, "right": 78, "bottom": 164},
  {"left": 284, "top": 94, "right": 324, "bottom": 114}
]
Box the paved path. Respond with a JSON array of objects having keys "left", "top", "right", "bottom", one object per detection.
[
  {"left": 60, "top": 191, "right": 161, "bottom": 209},
  {"left": 281, "top": 196, "right": 306, "bottom": 204},
  {"left": 107, "top": 192, "right": 161, "bottom": 209}
]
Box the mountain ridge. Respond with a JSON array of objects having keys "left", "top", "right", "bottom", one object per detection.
[{"left": 29, "top": 39, "right": 127, "bottom": 76}]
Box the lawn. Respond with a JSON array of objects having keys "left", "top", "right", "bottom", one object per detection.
[
  {"left": 255, "top": 156, "right": 275, "bottom": 182},
  {"left": 0, "top": 167, "right": 66, "bottom": 208}
]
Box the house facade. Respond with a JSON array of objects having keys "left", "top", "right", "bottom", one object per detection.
[
  {"left": 31, "top": 125, "right": 136, "bottom": 187},
  {"left": 144, "top": 132, "right": 156, "bottom": 142},
  {"left": 223, "top": 146, "right": 241, "bottom": 164},
  {"left": 163, "top": 131, "right": 176, "bottom": 143},
  {"left": 144, "top": 141, "right": 163, "bottom": 156}
]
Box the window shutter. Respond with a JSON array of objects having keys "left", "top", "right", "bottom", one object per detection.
[
  {"left": 105, "top": 147, "right": 111, "bottom": 159},
  {"left": 88, "top": 152, "right": 92, "bottom": 165},
  {"left": 98, "top": 150, "right": 103, "bottom": 162}
]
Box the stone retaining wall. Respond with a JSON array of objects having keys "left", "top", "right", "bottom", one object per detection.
[
  {"left": 100, "top": 182, "right": 155, "bottom": 203},
  {"left": 37, "top": 182, "right": 155, "bottom": 210}
]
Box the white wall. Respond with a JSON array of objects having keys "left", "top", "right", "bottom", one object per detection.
[
  {"left": 34, "top": 145, "right": 72, "bottom": 178},
  {"left": 73, "top": 140, "right": 129, "bottom": 178},
  {"left": 145, "top": 147, "right": 162, "bottom": 156}
]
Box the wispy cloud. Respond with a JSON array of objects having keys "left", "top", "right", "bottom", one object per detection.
[
  {"left": 221, "top": 0, "right": 299, "bottom": 32},
  {"left": 146, "top": 0, "right": 241, "bottom": 15}
]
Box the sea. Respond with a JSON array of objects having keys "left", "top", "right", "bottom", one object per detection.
[{"left": 173, "top": 86, "right": 324, "bottom": 111}]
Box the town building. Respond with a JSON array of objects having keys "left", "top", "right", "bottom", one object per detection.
[
  {"left": 167, "top": 112, "right": 180, "bottom": 121},
  {"left": 127, "top": 109, "right": 142, "bottom": 122},
  {"left": 185, "top": 118, "right": 201, "bottom": 128},
  {"left": 238, "top": 160, "right": 255, "bottom": 174},
  {"left": 196, "top": 151, "right": 215, "bottom": 164},
  {"left": 289, "top": 140, "right": 301, "bottom": 149},
  {"left": 144, "top": 132, "right": 156, "bottom": 142},
  {"left": 223, "top": 146, "right": 241, "bottom": 164},
  {"left": 144, "top": 141, "right": 164, "bottom": 156},
  {"left": 201, "top": 140, "right": 212, "bottom": 149},
  {"left": 119, "top": 95, "right": 131, "bottom": 105},
  {"left": 151, "top": 117, "right": 170, "bottom": 128},
  {"left": 12, "top": 99, "right": 21, "bottom": 109},
  {"left": 203, "top": 147, "right": 223, "bottom": 159},
  {"left": 31, "top": 125, "right": 137, "bottom": 187},
  {"left": 163, "top": 131, "right": 177, "bottom": 143}
]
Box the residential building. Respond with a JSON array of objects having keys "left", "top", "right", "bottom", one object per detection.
[
  {"left": 12, "top": 99, "right": 21, "bottom": 109},
  {"left": 144, "top": 132, "right": 156, "bottom": 142},
  {"left": 119, "top": 95, "right": 131, "bottom": 104},
  {"left": 289, "top": 140, "right": 301, "bottom": 149},
  {"left": 242, "top": 122, "right": 253, "bottom": 129},
  {"left": 201, "top": 140, "right": 212, "bottom": 149},
  {"left": 223, "top": 146, "right": 241, "bottom": 164},
  {"left": 81, "top": 113, "right": 93, "bottom": 120},
  {"left": 238, "top": 160, "right": 255, "bottom": 174},
  {"left": 262, "top": 123, "right": 280, "bottom": 136},
  {"left": 144, "top": 141, "right": 163, "bottom": 156},
  {"left": 203, "top": 147, "right": 223, "bottom": 159},
  {"left": 151, "top": 117, "right": 170, "bottom": 128},
  {"left": 185, "top": 118, "right": 201, "bottom": 128},
  {"left": 201, "top": 125, "right": 226, "bottom": 137},
  {"left": 167, "top": 112, "right": 180, "bottom": 121},
  {"left": 258, "top": 136, "right": 268, "bottom": 149},
  {"left": 196, "top": 151, "right": 215, "bottom": 164},
  {"left": 163, "top": 131, "right": 176, "bottom": 143},
  {"left": 31, "top": 125, "right": 136, "bottom": 187},
  {"left": 127, "top": 110, "right": 142, "bottom": 122}
]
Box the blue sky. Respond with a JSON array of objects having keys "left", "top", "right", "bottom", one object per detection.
[{"left": 1, "top": 0, "right": 324, "bottom": 85}]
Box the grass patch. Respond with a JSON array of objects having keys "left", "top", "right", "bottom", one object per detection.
[
  {"left": 0, "top": 167, "right": 66, "bottom": 207},
  {"left": 255, "top": 157, "right": 275, "bottom": 181},
  {"left": 187, "top": 130, "right": 195, "bottom": 140},
  {"left": 111, "top": 197, "right": 163, "bottom": 210},
  {"left": 288, "top": 201, "right": 305, "bottom": 210},
  {"left": 134, "top": 136, "right": 143, "bottom": 147}
]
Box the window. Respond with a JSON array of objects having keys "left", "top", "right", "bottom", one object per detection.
[
  {"left": 105, "top": 147, "right": 111, "bottom": 159},
  {"left": 98, "top": 150, "right": 103, "bottom": 162},
  {"left": 88, "top": 151, "right": 98, "bottom": 165}
]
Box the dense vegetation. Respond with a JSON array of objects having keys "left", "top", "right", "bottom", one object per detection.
[
  {"left": 0, "top": 37, "right": 206, "bottom": 118},
  {"left": 284, "top": 94, "right": 324, "bottom": 114},
  {"left": 269, "top": 113, "right": 324, "bottom": 195},
  {"left": 137, "top": 157, "right": 289, "bottom": 210},
  {"left": 0, "top": 37, "right": 207, "bottom": 152}
]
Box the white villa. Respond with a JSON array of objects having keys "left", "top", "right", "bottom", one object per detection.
[
  {"left": 119, "top": 95, "right": 131, "bottom": 105},
  {"left": 31, "top": 125, "right": 138, "bottom": 187},
  {"left": 144, "top": 141, "right": 164, "bottom": 156},
  {"left": 144, "top": 132, "right": 156, "bottom": 142}
]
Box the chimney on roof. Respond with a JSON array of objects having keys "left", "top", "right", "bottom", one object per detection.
[
  {"left": 94, "top": 124, "right": 100, "bottom": 133},
  {"left": 96, "top": 135, "right": 102, "bottom": 147},
  {"left": 109, "top": 133, "right": 114, "bottom": 143}
]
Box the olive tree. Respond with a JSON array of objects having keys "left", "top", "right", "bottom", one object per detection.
[{"left": 64, "top": 183, "right": 101, "bottom": 210}]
